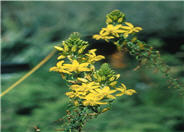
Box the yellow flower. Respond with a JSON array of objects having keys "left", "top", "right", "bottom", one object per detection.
[
  {"left": 63, "top": 60, "right": 90, "bottom": 73},
  {"left": 93, "top": 86, "right": 116, "bottom": 99},
  {"left": 116, "top": 83, "right": 136, "bottom": 96},
  {"left": 50, "top": 61, "right": 71, "bottom": 74},
  {"left": 100, "top": 24, "right": 126, "bottom": 38},
  {"left": 71, "top": 82, "right": 100, "bottom": 93},
  {"left": 93, "top": 24, "right": 128, "bottom": 41},
  {"left": 82, "top": 93, "right": 107, "bottom": 106},
  {"left": 70, "top": 82, "right": 100, "bottom": 99},
  {"left": 120, "top": 22, "right": 142, "bottom": 38},
  {"left": 86, "top": 49, "right": 105, "bottom": 63}
]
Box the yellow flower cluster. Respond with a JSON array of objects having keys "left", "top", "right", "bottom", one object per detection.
[
  {"left": 66, "top": 81, "right": 136, "bottom": 106},
  {"left": 50, "top": 46, "right": 105, "bottom": 75},
  {"left": 50, "top": 33, "right": 136, "bottom": 107},
  {"left": 50, "top": 60, "right": 90, "bottom": 74},
  {"left": 93, "top": 22, "right": 142, "bottom": 41}
]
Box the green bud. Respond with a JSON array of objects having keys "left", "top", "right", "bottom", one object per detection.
[{"left": 71, "top": 45, "right": 77, "bottom": 52}]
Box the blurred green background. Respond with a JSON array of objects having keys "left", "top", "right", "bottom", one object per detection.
[{"left": 1, "top": 1, "right": 184, "bottom": 132}]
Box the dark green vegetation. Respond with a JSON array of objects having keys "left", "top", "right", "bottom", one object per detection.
[{"left": 1, "top": 1, "right": 184, "bottom": 132}]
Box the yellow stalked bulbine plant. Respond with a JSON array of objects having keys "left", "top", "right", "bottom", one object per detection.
[
  {"left": 93, "top": 10, "right": 183, "bottom": 93},
  {"left": 50, "top": 10, "right": 183, "bottom": 132},
  {"left": 50, "top": 32, "right": 136, "bottom": 132}
]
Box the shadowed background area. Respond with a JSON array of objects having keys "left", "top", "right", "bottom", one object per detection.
[{"left": 1, "top": 1, "right": 184, "bottom": 132}]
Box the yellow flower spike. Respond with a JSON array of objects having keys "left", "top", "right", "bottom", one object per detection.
[
  {"left": 54, "top": 46, "right": 63, "bottom": 51},
  {"left": 109, "top": 81, "right": 117, "bottom": 87},
  {"left": 57, "top": 55, "right": 65, "bottom": 60}
]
